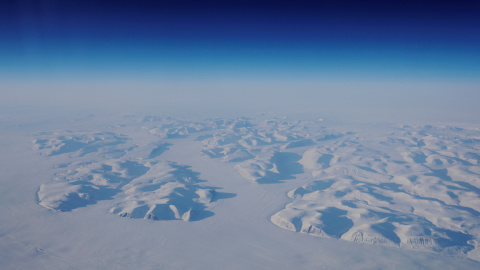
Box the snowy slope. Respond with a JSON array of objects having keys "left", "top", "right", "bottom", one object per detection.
[{"left": 1, "top": 113, "right": 480, "bottom": 269}]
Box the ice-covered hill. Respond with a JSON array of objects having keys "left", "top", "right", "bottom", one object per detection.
[
  {"left": 0, "top": 113, "right": 471, "bottom": 269},
  {"left": 31, "top": 116, "right": 480, "bottom": 262},
  {"left": 275, "top": 126, "right": 480, "bottom": 255}
]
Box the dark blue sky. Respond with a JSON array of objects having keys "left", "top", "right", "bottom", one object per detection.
[
  {"left": 1, "top": 0, "right": 479, "bottom": 79},
  {"left": 1, "top": 1, "right": 479, "bottom": 122}
]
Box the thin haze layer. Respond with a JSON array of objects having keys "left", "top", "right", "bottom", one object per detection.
[{"left": 0, "top": 0, "right": 479, "bottom": 123}]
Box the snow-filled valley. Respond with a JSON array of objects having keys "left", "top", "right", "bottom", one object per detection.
[{"left": 1, "top": 113, "right": 480, "bottom": 269}]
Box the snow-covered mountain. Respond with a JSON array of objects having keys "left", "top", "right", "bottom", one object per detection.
[{"left": 2, "top": 113, "right": 480, "bottom": 269}]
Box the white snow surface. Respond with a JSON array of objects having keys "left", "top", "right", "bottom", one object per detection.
[{"left": 1, "top": 112, "right": 480, "bottom": 269}]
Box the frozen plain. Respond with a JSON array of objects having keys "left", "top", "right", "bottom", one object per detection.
[{"left": 1, "top": 111, "right": 480, "bottom": 269}]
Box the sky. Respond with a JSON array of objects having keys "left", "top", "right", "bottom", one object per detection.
[{"left": 1, "top": 0, "right": 479, "bottom": 122}]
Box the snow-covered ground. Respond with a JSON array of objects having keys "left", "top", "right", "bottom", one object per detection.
[{"left": 1, "top": 112, "right": 480, "bottom": 269}]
